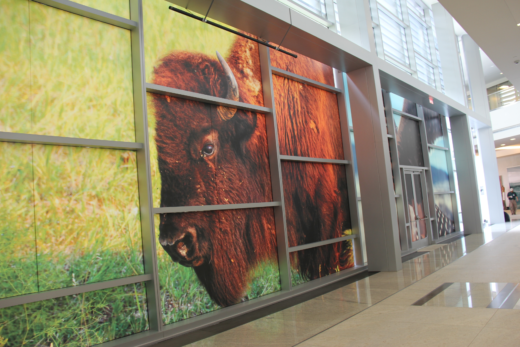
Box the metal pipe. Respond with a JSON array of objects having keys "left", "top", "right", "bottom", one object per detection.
[{"left": 168, "top": 6, "right": 298, "bottom": 58}]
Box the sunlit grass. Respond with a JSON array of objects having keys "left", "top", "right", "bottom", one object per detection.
[
  {"left": 155, "top": 215, "right": 281, "bottom": 325},
  {"left": 0, "top": 283, "right": 148, "bottom": 347}
]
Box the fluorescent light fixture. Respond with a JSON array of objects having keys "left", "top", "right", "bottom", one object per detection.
[
  {"left": 511, "top": 138, "right": 516, "bottom": 140},
  {"left": 501, "top": 144, "right": 506, "bottom": 146},
  {"left": 499, "top": 85, "right": 510, "bottom": 89}
]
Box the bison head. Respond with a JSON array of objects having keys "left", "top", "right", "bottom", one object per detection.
[{"left": 151, "top": 39, "right": 276, "bottom": 306}]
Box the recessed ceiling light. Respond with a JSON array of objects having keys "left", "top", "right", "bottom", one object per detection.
[
  {"left": 517, "top": 23, "right": 520, "bottom": 26},
  {"left": 511, "top": 138, "right": 516, "bottom": 140},
  {"left": 501, "top": 144, "right": 506, "bottom": 146},
  {"left": 501, "top": 72, "right": 504, "bottom": 74}
]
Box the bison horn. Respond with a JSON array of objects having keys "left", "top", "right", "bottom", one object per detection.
[{"left": 216, "top": 51, "right": 239, "bottom": 122}]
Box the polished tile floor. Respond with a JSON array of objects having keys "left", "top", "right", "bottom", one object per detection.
[{"left": 186, "top": 221, "right": 520, "bottom": 347}]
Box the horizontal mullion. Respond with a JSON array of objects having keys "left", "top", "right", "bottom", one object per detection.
[
  {"left": 0, "top": 132, "right": 143, "bottom": 150},
  {"left": 279, "top": 155, "right": 349, "bottom": 165},
  {"left": 400, "top": 165, "right": 429, "bottom": 170},
  {"left": 32, "top": 0, "right": 137, "bottom": 30},
  {"left": 154, "top": 202, "right": 281, "bottom": 214},
  {"left": 434, "top": 191, "right": 455, "bottom": 195},
  {"left": 428, "top": 144, "right": 449, "bottom": 151},
  {"left": 146, "top": 83, "right": 271, "bottom": 114},
  {"left": 392, "top": 108, "right": 422, "bottom": 120},
  {"left": 270, "top": 67, "right": 342, "bottom": 94},
  {"left": 384, "top": 55, "right": 413, "bottom": 74},
  {"left": 377, "top": 5, "right": 407, "bottom": 28},
  {"left": 289, "top": 235, "right": 357, "bottom": 253},
  {"left": 0, "top": 274, "right": 152, "bottom": 309}
]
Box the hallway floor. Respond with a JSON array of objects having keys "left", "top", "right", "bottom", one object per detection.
[{"left": 183, "top": 221, "right": 520, "bottom": 346}]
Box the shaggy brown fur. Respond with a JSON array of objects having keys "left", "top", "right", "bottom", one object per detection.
[
  {"left": 152, "top": 37, "right": 353, "bottom": 306},
  {"left": 152, "top": 36, "right": 276, "bottom": 307},
  {"left": 271, "top": 51, "right": 354, "bottom": 280}
]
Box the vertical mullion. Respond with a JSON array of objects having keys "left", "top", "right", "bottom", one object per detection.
[
  {"left": 442, "top": 116, "right": 461, "bottom": 233},
  {"left": 335, "top": 69, "right": 364, "bottom": 266},
  {"left": 129, "top": 0, "right": 162, "bottom": 331},
  {"left": 382, "top": 91, "right": 407, "bottom": 252},
  {"left": 424, "top": 8, "right": 442, "bottom": 91},
  {"left": 400, "top": 0, "right": 417, "bottom": 76},
  {"left": 416, "top": 104, "right": 435, "bottom": 243},
  {"left": 258, "top": 46, "right": 291, "bottom": 291},
  {"left": 370, "top": 0, "right": 386, "bottom": 59}
]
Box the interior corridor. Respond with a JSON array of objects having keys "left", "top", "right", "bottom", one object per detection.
[{"left": 168, "top": 221, "right": 520, "bottom": 346}]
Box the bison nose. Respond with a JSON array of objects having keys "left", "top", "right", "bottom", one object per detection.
[{"left": 159, "top": 227, "right": 200, "bottom": 266}]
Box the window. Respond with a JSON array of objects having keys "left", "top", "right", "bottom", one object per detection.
[{"left": 371, "top": 0, "right": 444, "bottom": 92}]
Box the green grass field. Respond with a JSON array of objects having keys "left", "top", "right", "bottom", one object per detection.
[
  {"left": 155, "top": 215, "right": 281, "bottom": 325},
  {"left": 0, "top": 283, "right": 148, "bottom": 347},
  {"left": 0, "top": 1, "right": 146, "bottom": 345}
]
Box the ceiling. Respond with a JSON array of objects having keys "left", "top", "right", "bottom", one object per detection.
[{"left": 437, "top": 0, "right": 520, "bottom": 91}]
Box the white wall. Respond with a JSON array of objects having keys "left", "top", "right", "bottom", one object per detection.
[
  {"left": 497, "top": 153, "right": 520, "bottom": 208},
  {"left": 491, "top": 101, "right": 520, "bottom": 132}
]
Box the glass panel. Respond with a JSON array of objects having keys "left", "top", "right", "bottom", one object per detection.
[
  {"left": 393, "top": 114, "right": 424, "bottom": 166},
  {"left": 270, "top": 46, "right": 335, "bottom": 86},
  {"left": 282, "top": 162, "right": 351, "bottom": 247},
  {"left": 33, "top": 146, "right": 144, "bottom": 291},
  {"left": 0, "top": 283, "right": 149, "bottom": 346},
  {"left": 155, "top": 210, "right": 280, "bottom": 325},
  {"left": 415, "top": 55, "right": 436, "bottom": 87},
  {"left": 71, "top": 0, "right": 130, "bottom": 18},
  {"left": 435, "top": 194, "right": 456, "bottom": 237},
  {"left": 147, "top": 93, "right": 273, "bottom": 208},
  {"left": 409, "top": 14, "right": 431, "bottom": 61},
  {"left": 274, "top": 76, "right": 344, "bottom": 160},
  {"left": 0, "top": 0, "right": 32, "bottom": 134},
  {"left": 423, "top": 107, "right": 445, "bottom": 147},
  {"left": 379, "top": 9, "right": 410, "bottom": 67},
  {"left": 351, "top": 132, "right": 361, "bottom": 197},
  {"left": 413, "top": 174, "right": 425, "bottom": 219},
  {"left": 290, "top": 239, "right": 354, "bottom": 286},
  {"left": 144, "top": 1, "right": 265, "bottom": 106},
  {"left": 429, "top": 148, "right": 451, "bottom": 193},
  {"left": 357, "top": 201, "right": 367, "bottom": 264},
  {"left": 389, "top": 93, "right": 417, "bottom": 116},
  {"left": 0, "top": 142, "right": 38, "bottom": 299},
  {"left": 287, "top": 0, "right": 327, "bottom": 18},
  {"left": 378, "top": 0, "right": 403, "bottom": 19},
  {"left": 30, "top": 3, "right": 134, "bottom": 141}
]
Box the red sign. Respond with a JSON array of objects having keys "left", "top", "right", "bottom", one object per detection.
[{"left": 429, "top": 96, "right": 434, "bottom": 104}]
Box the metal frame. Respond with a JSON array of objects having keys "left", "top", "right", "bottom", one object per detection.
[
  {"left": 2, "top": 1, "right": 367, "bottom": 346},
  {"left": 382, "top": 90, "right": 434, "bottom": 254}
]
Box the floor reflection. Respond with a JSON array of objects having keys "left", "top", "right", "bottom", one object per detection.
[{"left": 184, "top": 221, "right": 520, "bottom": 347}]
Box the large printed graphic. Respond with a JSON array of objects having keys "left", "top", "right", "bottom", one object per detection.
[
  {"left": 145, "top": 2, "right": 281, "bottom": 324},
  {"left": 423, "top": 107, "right": 445, "bottom": 147},
  {"left": 429, "top": 148, "right": 451, "bottom": 193},
  {"left": 394, "top": 114, "right": 424, "bottom": 167},
  {"left": 0, "top": 283, "right": 148, "bottom": 347},
  {"left": 0, "top": 1, "right": 135, "bottom": 141},
  {"left": 0, "top": 143, "right": 145, "bottom": 298},
  {"left": 435, "top": 194, "right": 456, "bottom": 237},
  {"left": 273, "top": 52, "right": 354, "bottom": 281}
]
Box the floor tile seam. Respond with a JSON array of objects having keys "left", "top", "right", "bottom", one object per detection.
[{"left": 466, "top": 309, "right": 500, "bottom": 346}]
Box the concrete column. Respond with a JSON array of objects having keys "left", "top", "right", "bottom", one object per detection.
[
  {"left": 450, "top": 114, "right": 484, "bottom": 233},
  {"left": 431, "top": 3, "right": 466, "bottom": 105},
  {"left": 478, "top": 127, "right": 505, "bottom": 224},
  {"left": 346, "top": 66, "right": 402, "bottom": 271},
  {"left": 461, "top": 35, "right": 490, "bottom": 118}
]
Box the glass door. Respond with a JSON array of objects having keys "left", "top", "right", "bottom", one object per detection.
[{"left": 403, "top": 170, "right": 429, "bottom": 250}]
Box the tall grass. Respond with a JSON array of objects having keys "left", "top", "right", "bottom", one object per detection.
[
  {"left": 156, "top": 216, "right": 281, "bottom": 325},
  {"left": 0, "top": 1, "right": 147, "bottom": 344},
  {"left": 0, "top": 283, "right": 148, "bottom": 347},
  {"left": 0, "top": 0, "right": 135, "bottom": 141}
]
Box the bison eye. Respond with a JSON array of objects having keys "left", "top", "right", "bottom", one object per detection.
[{"left": 201, "top": 143, "right": 215, "bottom": 157}]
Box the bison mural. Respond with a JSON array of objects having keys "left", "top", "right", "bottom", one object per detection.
[{"left": 151, "top": 37, "right": 353, "bottom": 307}]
